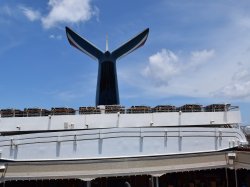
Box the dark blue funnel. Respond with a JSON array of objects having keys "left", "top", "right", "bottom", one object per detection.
[{"left": 66, "top": 27, "right": 149, "bottom": 106}]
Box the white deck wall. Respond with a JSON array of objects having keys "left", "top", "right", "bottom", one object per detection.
[
  {"left": 0, "top": 127, "right": 247, "bottom": 161},
  {"left": 0, "top": 111, "right": 241, "bottom": 132}
]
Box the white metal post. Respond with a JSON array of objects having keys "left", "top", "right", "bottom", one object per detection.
[
  {"left": 155, "top": 177, "right": 159, "bottom": 187},
  {"left": 87, "top": 180, "right": 91, "bottom": 187}
]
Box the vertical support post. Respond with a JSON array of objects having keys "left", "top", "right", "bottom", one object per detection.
[
  {"left": 224, "top": 104, "right": 228, "bottom": 124},
  {"left": 178, "top": 111, "right": 182, "bottom": 152},
  {"left": 140, "top": 128, "right": 143, "bottom": 152},
  {"left": 155, "top": 177, "right": 159, "bottom": 187},
  {"left": 178, "top": 111, "right": 182, "bottom": 126},
  {"left": 87, "top": 181, "right": 91, "bottom": 187},
  {"left": 234, "top": 167, "right": 238, "bottom": 187},
  {"left": 48, "top": 115, "right": 52, "bottom": 130},
  {"left": 215, "top": 128, "right": 218, "bottom": 150},
  {"left": 98, "top": 130, "right": 103, "bottom": 154},
  {"left": 151, "top": 176, "right": 154, "bottom": 187},
  {"left": 116, "top": 112, "right": 120, "bottom": 127},
  {"left": 233, "top": 155, "right": 238, "bottom": 187},
  {"left": 225, "top": 168, "right": 228, "bottom": 187},
  {"left": 164, "top": 131, "right": 168, "bottom": 151}
]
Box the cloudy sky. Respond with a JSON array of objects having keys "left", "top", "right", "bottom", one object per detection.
[{"left": 0, "top": 0, "right": 250, "bottom": 124}]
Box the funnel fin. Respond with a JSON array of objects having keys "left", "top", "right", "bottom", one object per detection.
[
  {"left": 112, "top": 28, "right": 149, "bottom": 60},
  {"left": 66, "top": 27, "right": 103, "bottom": 60}
]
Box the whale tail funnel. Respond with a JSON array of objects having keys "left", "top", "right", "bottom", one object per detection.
[{"left": 65, "top": 27, "right": 149, "bottom": 106}]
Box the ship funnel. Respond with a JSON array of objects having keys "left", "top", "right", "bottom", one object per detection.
[{"left": 66, "top": 27, "right": 149, "bottom": 106}]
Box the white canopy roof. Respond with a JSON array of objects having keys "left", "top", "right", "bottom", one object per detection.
[{"left": 1, "top": 150, "right": 248, "bottom": 182}]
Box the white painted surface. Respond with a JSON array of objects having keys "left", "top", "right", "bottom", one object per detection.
[
  {"left": 0, "top": 110, "right": 241, "bottom": 132},
  {"left": 1, "top": 151, "right": 233, "bottom": 181},
  {"left": 0, "top": 127, "right": 247, "bottom": 161}
]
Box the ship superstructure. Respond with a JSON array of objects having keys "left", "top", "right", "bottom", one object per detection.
[
  {"left": 0, "top": 28, "right": 248, "bottom": 186},
  {"left": 0, "top": 104, "right": 247, "bottom": 177}
]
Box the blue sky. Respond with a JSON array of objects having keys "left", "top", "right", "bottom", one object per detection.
[{"left": 1, "top": 0, "right": 250, "bottom": 124}]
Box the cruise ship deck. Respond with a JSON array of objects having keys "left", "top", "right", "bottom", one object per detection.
[{"left": 0, "top": 104, "right": 249, "bottom": 187}]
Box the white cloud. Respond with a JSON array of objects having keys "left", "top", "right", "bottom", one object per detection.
[
  {"left": 49, "top": 34, "right": 62, "bottom": 40},
  {"left": 213, "top": 69, "right": 250, "bottom": 99},
  {"left": 189, "top": 49, "right": 215, "bottom": 68},
  {"left": 0, "top": 41, "right": 22, "bottom": 56},
  {"left": 142, "top": 49, "right": 180, "bottom": 86},
  {"left": 142, "top": 49, "right": 215, "bottom": 86},
  {"left": 0, "top": 5, "right": 13, "bottom": 16},
  {"left": 130, "top": 2, "right": 250, "bottom": 102},
  {"left": 42, "top": 0, "right": 96, "bottom": 29},
  {"left": 19, "top": 0, "right": 97, "bottom": 29},
  {"left": 19, "top": 6, "right": 41, "bottom": 21},
  {"left": 238, "top": 17, "right": 250, "bottom": 29},
  {"left": 214, "top": 81, "right": 250, "bottom": 99}
]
